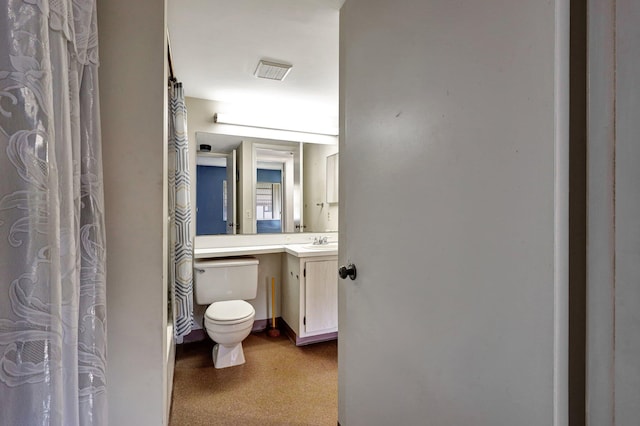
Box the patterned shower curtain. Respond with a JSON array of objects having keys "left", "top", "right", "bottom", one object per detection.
[
  {"left": 169, "top": 82, "right": 194, "bottom": 343},
  {"left": 0, "top": 0, "right": 107, "bottom": 425}
]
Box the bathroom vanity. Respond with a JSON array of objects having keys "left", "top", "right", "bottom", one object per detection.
[
  {"left": 194, "top": 234, "right": 339, "bottom": 346},
  {"left": 281, "top": 244, "right": 338, "bottom": 346}
]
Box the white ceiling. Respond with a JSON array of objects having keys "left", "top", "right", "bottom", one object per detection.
[{"left": 167, "top": 0, "right": 342, "bottom": 121}]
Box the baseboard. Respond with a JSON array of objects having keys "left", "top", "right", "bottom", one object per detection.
[
  {"left": 252, "top": 318, "right": 269, "bottom": 332},
  {"left": 253, "top": 317, "right": 285, "bottom": 333},
  {"left": 280, "top": 319, "right": 338, "bottom": 346}
]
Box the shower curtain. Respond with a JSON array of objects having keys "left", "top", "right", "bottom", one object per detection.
[
  {"left": 169, "top": 81, "right": 194, "bottom": 343},
  {"left": 0, "top": 0, "right": 107, "bottom": 425}
]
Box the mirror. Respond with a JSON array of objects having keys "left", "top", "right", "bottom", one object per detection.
[{"left": 195, "top": 132, "right": 338, "bottom": 235}]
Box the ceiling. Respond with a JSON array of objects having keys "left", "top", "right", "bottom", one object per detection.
[{"left": 167, "top": 0, "right": 342, "bottom": 124}]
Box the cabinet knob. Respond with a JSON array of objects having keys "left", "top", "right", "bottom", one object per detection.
[{"left": 338, "top": 264, "right": 357, "bottom": 280}]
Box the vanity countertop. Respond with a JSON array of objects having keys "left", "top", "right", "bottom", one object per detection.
[
  {"left": 194, "top": 244, "right": 285, "bottom": 258},
  {"left": 194, "top": 243, "right": 338, "bottom": 259},
  {"left": 283, "top": 243, "right": 338, "bottom": 258}
]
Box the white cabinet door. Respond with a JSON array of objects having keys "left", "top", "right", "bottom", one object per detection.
[
  {"left": 304, "top": 259, "right": 338, "bottom": 335},
  {"left": 281, "top": 254, "right": 299, "bottom": 336}
]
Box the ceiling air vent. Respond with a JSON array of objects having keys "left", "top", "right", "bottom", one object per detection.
[{"left": 254, "top": 60, "right": 292, "bottom": 81}]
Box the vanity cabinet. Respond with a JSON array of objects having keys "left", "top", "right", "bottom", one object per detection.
[{"left": 281, "top": 253, "right": 338, "bottom": 345}]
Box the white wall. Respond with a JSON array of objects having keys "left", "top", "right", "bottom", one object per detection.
[
  {"left": 184, "top": 97, "right": 220, "bottom": 236},
  {"left": 586, "top": 1, "right": 614, "bottom": 422},
  {"left": 303, "top": 143, "right": 339, "bottom": 232},
  {"left": 613, "top": 2, "right": 640, "bottom": 420},
  {"left": 587, "top": 0, "right": 640, "bottom": 423},
  {"left": 98, "top": 0, "right": 169, "bottom": 425}
]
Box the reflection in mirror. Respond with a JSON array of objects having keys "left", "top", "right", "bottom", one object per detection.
[
  {"left": 256, "top": 180, "right": 281, "bottom": 233},
  {"left": 326, "top": 153, "right": 339, "bottom": 204},
  {"left": 255, "top": 147, "right": 296, "bottom": 234},
  {"left": 196, "top": 152, "right": 236, "bottom": 235},
  {"left": 194, "top": 132, "right": 338, "bottom": 235},
  {"left": 303, "top": 143, "right": 339, "bottom": 233}
]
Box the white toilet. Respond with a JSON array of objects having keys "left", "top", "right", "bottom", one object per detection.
[{"left": 194, "top": 257, "right": 259, "bottom": 369}]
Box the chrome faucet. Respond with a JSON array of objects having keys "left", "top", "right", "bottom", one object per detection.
[{"left": 313, "top": 236, "right": 329, "bottom": 245}]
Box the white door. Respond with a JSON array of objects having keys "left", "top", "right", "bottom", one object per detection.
[
  {"left": 226, "top": 149, "right": 236, "bottom": 234},
  {"left": 338, "top": 1, "right": 569, "bottom": 425}
]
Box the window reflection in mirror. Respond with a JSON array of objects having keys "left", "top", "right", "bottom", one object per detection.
[
  {"left": 254, "top": 147, "right": 295, "bottom": 233},
  {"left": 256, "top": 174, "right": 282, "bottom": 233}
]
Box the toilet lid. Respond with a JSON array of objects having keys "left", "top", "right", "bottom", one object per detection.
[{"left": 205, "top": 300, "right": 254, "bottom": 322}]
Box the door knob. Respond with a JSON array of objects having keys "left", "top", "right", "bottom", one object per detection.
[{"left": 338, "top": 264, "right": 357, "bottom": 280}]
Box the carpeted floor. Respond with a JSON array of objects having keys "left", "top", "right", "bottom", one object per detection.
[{"left": 169, "top": 332, "right": 338, "bottom": 426}]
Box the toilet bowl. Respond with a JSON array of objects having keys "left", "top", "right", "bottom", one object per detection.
[
  {"left": 194, "top": 257, "right": 259, "bottom": 369},
  {"left": 204, "top": 300, "right": 255, "bottom": 368}
]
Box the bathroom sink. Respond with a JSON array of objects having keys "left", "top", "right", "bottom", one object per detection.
[{"left": 302, "top": 243, "right": 338, "bottom": 251}]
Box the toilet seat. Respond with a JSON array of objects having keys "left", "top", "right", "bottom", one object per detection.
[{"left": 205, "top": 300, "right": 255, "bottom": 325}]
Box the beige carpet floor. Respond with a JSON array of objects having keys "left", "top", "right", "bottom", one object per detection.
[{"left": 169, "top": 332, "right": 338, "bottom": 426}]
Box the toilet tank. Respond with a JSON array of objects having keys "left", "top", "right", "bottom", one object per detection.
[{"left": 193, "top": 257, "right": 259, "bottom": 304}]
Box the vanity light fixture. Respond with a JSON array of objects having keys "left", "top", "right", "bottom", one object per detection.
[
  {"left": 254, "top": 60, "right": 292, "bottom": 81},
  {"left": 213, "top": 113, "right": 339, "bottom": 137}
]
